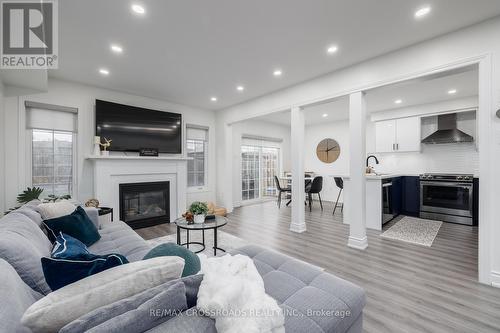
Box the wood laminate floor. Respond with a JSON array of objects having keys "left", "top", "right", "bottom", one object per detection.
[{"left": 136, "top": 200, "right": 500, "bottom": 333}]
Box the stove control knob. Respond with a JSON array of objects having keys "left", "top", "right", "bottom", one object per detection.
[
  {"left": 464, "top": 176, "right": 471, "bottom": 181},
  {"left": 457, "top": 176, "right": 463, "bottom": 181}
]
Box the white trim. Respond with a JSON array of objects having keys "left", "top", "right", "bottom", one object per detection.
[
  {"left": 347, "top": 236, "right": 368, "bottom": 250},
  {"left": 491, "top": 271, "right": 500, "bottom": 288}
]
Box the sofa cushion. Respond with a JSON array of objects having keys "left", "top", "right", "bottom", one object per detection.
[
  {"left": 0, "top": 212, "right": 52, "bottom": 295},
  {"left": 230, "top": 245, "right": 366, "bottom": 333},
  {"left": 42, "top": 252, "right": 129, "bottom": 291},
  {"left": 0, "top": 258, "right": 43, "bottom": 333},
  {"left": 43, "top": 206, "right": 101, "bottom": 246},
  {"left": 22, "top": 256, "right": 185, "bottom": 333},
  {"left": 59, "top": 274, "right": 203, "bottom": 333},
  {"left": 51, "top": 233, "right": 90, "bottom": 259},
  {"left": 88, "top": 221, "right": 152, "bottom": 261},
  {"left": 143, "top": 243, "right": 201, "bottom": 277},
  {"left": 36, "top": 200, "right": 77, "bottom": 220}
]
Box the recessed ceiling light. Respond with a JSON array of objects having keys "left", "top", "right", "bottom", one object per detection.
[
  {"left": 99, "top": 68, "right": 109, "bottom": 76},
  {"left": 273, "top": 69, "right": 282, "bottom": 77},
  {"left": 448, "top": 89, "right": 457, "bottom": 95},
  {"left": 110, "top": 44, "right": 123, "bottom": 54},
  {"left": 394, "top": 99, "right": 403, "bottom": 104},
  {"left": 210, "top": 97, "right": 217, "bottom": 102},
  {"left": 322, "top": 113, "right": 328, "bottom": 118},
  {"left": 131, "top": 4, "right": 145, "bottom": 14},
  {"left": 236, "top": 85, "right": 245, "bottom": 92},
  {"left": 327, "top": 45, "right": 338, "bottom": 54},
  {"left": 414, "top": 6, "right": 431, "bottom": 19}
]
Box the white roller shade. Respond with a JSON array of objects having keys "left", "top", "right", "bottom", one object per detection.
[
  {"left": 26, "top": 102, "right": 78, "bottom": 132},
  {"left": 187, "top": 126, "right": 208, "bottom": 141},
  {"left": 241, "top": 135, "right": 282, "bottom": 148}
]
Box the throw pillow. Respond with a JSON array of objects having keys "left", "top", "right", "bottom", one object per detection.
[
  {"left": 63, "top": 282, "right": 188, "bottom": 333},
  {"left": 51, "top": 233, "right": 89, "bottom": 259},
  {"left": 43, "top": 206, "right": 101, "bottom": 246},
  {"left": 36, "top": 200, "right": 76, "bottom": 220},
  {"left": 143, "top": 243, "right": 201, "bottom": 277},
  {"left": 59, "top": 274, "right": 203, "bottom": 333},
  {"left": 21, "top": 256, "right": 185, "bottom": 333},
  {"left": 41, "top": 253, "right": 129, "bottom": 291}
]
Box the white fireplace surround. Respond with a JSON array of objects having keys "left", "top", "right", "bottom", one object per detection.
[{"left": 87, "top": 156, "right": 189, "bottom": 223}]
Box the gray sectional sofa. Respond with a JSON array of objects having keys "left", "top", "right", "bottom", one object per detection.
[{"left": 0, "top": 201, "right": 365, "bottom": 332}]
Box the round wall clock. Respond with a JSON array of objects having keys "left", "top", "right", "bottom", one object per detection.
[{"left": 316, "top": 138, "right": 340, "bottom": 163}]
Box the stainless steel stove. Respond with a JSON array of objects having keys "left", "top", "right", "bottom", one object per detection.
[{"left": 419, "top": 173, "right": 474, "bottom": 225}]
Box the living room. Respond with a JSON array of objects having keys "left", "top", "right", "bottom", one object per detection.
[{"left": 2, "top": 1, "right": 500, "bottom": 333}]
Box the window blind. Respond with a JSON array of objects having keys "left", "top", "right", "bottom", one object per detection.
[
  {"left": 186, "top": 126, "right": 208, "bottom": 141},
  {"left": 25, "top": 101, "right": 78, "bottom": 132}
]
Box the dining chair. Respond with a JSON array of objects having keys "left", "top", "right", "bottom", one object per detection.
[
  {"left": 306, "top": 176, "right": 323, "bottom": 211},
  {"left": 274, "top": 176, "right": 291, "bottom": 208},
  {"left": 333, "top": 177, "right": 344, "bottom": 215}
]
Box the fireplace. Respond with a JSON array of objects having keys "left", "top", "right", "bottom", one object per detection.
[{"left": 119, "top": 181, "right": 170, "bottom": 229}]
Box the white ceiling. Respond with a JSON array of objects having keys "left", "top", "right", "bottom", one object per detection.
[
  {"left": 51, "top": 1, "right": 499, "bottom": 110},
  {"left": 253, "top": 68, "right": 478, "bottom": 126}
]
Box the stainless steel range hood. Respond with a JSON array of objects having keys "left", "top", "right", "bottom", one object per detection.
[{"left": 421, "top": 113, "right": 473, "bottom": 144}]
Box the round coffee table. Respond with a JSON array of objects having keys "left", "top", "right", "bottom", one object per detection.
[{"left": 174, "top": 216, "right": 228, "bottom": 256}]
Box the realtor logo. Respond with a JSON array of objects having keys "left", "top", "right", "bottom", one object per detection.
[{"left": 1, "top": 0, "right": 58, "bottom": 68}]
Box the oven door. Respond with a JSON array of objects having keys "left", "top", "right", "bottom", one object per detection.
[{"left": 420, "top": 181, "right": 473, "bottom": 217}]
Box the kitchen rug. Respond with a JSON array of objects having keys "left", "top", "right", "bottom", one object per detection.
[{"left": 381, "top": 216, "right": 442, "bottom": 247}]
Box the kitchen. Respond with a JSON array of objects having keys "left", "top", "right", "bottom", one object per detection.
[{"left": 230, "top": 65, "right": 479, "bottom": 247}]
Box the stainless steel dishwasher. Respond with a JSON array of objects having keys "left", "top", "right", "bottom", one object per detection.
[{"left": 382, "top": 179, "right": 395, "bottom": 224}]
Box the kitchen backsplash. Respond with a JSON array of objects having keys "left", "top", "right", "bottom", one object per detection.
[{"left": 375, "top": 142, "right": 479, "bottom": 176}]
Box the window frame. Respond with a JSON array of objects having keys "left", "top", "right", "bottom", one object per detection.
[
  {"left": 186, "top": 125, "right": 209, "bottom": 193},
  {"left": 27, "top": 129, "right": 77, "bottom": 199}
]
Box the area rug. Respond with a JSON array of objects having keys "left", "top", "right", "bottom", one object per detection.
[
  {"left": 146, "top": 230, "right": 250, "bottom": 257},
  {"left": 381, "top": 216, "right": 442, "bottom": 247}
]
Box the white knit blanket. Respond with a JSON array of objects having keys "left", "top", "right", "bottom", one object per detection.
[{"left": 196, "top": 254, "right": 285, "bottom": 333}]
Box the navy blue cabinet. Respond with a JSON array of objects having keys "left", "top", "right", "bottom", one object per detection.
[{"left": 401, "top": 176, "right": 420, "bottom": 217}]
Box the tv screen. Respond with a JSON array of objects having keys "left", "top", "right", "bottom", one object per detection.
[{"left": 95, "top": 100, "right": 182, "bottom": 153}]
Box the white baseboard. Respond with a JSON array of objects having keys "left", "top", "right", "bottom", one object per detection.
[
  {"left": 491, "top": 271, "right": 500, "bottom": 288},
  {"left": 290, "top": 222, "right": 307, "bottom": 233},
  {"left": 348, "top": 236, "right": 368, "bottom": 250}
]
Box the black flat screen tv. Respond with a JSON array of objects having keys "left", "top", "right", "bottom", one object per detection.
[{"left": 95, "top": 99, "right": 182, "bottom": 153}]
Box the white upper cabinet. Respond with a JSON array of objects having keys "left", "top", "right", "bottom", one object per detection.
[
  {"left": 375, "top": 120, "right": 397, "bottom": 153},
  {"left": 375, "top": 117, "right": 421, "bottom": 153}
]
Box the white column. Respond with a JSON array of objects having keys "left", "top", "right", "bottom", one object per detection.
[
  {"left": 347, "top": 92, "right": 368, "bottom": 250},
  {"left": 222, "top": 123, "right": 234, "bottom": 213},
  {"left": 290, "top": 106, "right": 306, "bottom": 233}
]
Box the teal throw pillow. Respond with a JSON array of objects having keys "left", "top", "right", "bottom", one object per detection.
[
  {"left": 43, "top": 206, "right": 101, "bottom": 246},
  {"left": 143, "top": 243, "right": 200, "bottom": 277}
]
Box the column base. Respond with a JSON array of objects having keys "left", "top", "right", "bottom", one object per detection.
[
  {"left": 348, "top": 236, "right": 368, "bottom": 250},
  {"left": 290, "top": 222, "right": 306, "bottom": 233}
]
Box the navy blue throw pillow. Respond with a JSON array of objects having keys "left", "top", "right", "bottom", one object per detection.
[
  {"left": 41, "top": 253, "right": 129, "bottom": 291},
  {"left": 51, "top": 233, "right": 89, "bottom": 259},
  {"left": 43, "top": 206, "right": 101, "bottom": 246}
]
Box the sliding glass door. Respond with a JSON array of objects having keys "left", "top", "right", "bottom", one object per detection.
[{"left": 241, "top": 143, "right": 280, "bottom": 202}]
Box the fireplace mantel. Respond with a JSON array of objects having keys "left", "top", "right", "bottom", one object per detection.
[{"left": 87, "top": 156, "right": 187, "bottom": 223}]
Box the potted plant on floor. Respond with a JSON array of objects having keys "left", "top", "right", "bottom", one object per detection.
[{"left": 189, "top": 201, "right": 208, "bottom": 224}]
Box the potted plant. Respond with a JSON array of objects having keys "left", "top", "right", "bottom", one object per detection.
[{"left": 189, "top": 201, "right": 208, "bottom": 224}]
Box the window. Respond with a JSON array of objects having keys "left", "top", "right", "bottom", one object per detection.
[
  {"left": 26, "top": 101, "right": 78, "bottom": 198},
  {"left": 32, "top": 130, "right": 74, "bottom": 196},
  {"left": 186, "top": 126, "right": 208, "bottom": 188},
  {"left": 241, "top": 137, "right": 281, "bottom": 201}
]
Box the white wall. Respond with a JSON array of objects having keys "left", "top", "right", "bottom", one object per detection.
[
  {"left": 0, "top": 79, "right": 5, "bottom": 214},
  {"left": 2, "top": 78, "right": 217, "bottom": 210},
  {"left": 304, "top": 120, "right": 349, "bottom": 203},
  {"left": 231, "top": 119, "right": 291, "bottom": 206},
  {"left": 216, "top": 17, "right": 500, "bottom": 286}
]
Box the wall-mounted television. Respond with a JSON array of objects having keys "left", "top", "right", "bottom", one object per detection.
[{"left": 95, "top": 99, "right": 182, "bottom": 153}]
